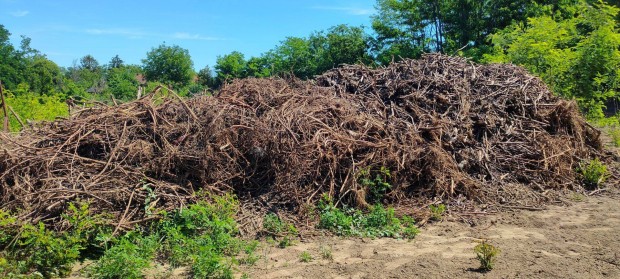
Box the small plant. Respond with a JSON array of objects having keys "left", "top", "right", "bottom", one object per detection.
[
  {"left": 263, "top": 213, "right": 297, "bottom": 237},
  {"left": 570, "top": 193, "right": 586, "bottom": 202},
  {"left": 239, "top": 241, "right": 260, "bottom": 266},
  {"left": 319, "top": 245, "right": 333, "bottom": 260},
  {"left": 577, "top": 158, "right": 610, "bottom": 189},
  {"left": 474, "top": 240, "right": 500, "bottom": 271},
  {"left": 263, "top": 213, "right": 297, "bottom": 248},
  {"left": 299, "top": 251, "right": 313, "bottom": 263},
  {"left": 358, "top": 166, "right": 392, "bottom": 203},
  {"left": 429, "top": 204, "right": 446, "bottom": 221}
]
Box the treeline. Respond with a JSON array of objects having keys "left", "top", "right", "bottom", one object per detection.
[{"left": 1, "top": 0, "right": 619, "bottom": 130}]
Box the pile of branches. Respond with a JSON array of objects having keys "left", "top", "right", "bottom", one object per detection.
[{"left": 0, "top": 54, "right": 603, "bottom": 230}]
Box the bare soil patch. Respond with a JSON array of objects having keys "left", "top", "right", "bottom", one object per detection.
[{"left": 242, "top": 192, "right": 620, "bottom": 279}]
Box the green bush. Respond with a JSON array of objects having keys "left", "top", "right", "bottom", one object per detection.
[
  {"left": 0, "top": 202, "right": 105, "bottom": 278},
  {"left": 299, "top": 251, "right": 313, "bottom": 263},
  {"left": 316, "top": 195, "right": 419, "bottom": 239},
  {"left": 89, "top": 234, "right": 158, "bottom": 279},
  {"left": 578, "top": 158, "right": 610, "bottom": 188}
]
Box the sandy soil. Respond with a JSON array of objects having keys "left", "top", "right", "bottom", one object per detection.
[{"left": 241, "top": 192, "right": 620, "bottom": 279}]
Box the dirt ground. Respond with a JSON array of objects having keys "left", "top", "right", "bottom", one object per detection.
[{"left": 241, "top": 191, "right": 620, "bottom": 279}]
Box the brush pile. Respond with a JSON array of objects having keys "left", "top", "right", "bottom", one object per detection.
[{"left": 0, "top": 54, "right": 603, "bottom": 229}]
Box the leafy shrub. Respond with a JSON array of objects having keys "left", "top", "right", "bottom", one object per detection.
[
  {"left": 474, "top": 241, "right": 500, "bottom": 271},
  {"left": 263, "top": 213, "right": 297, "bottom": 237},
  {"left": 0, "top": 202, "right": 105, "bottom": 278},
  {"left": 89, "top": 234, "right": 158, "bottom": 279},
  {"left": 578, "top": 158, "right": 610, "bottom": 188},
  {"left": 316, "top": 195, "right": 419, "bottom": 239}
]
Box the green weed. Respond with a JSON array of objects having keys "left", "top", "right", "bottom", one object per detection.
[
  {"left": 89, "top": 233, "right": 159, "bottom": 279},
  {"left": 299, "top": 251, "right": 313, "bottom": 263},
  {"left": 358, "top": 166, "right": 392, "bottom": 203},
  {"left": 316, "top": 195, "right": 419, "bottom": 239},
  {"left": 263, "top": 213, "right": 297, "bottom": 248},
  {"left": 429, "top": 204, "right": 446, "bottom": 221},
  {"left": 474, "top": 241, "right": 500, "bottom": 271},
  {"left": 577, "top": 158, "right": 610, "bottom": 189}
]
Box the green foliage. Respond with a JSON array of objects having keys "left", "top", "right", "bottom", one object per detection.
[
  {"left": 142, "top": 43, "right": 194, "bottom": 88},
  {"left": 104, "top": 65, "right": 141, "bottom": 101},
  {"left": 89, "top": 234, "right": 158, "bottom": 279},
  {"left": 215, "top": 51, "right": 247, "bottom": 86},
  {"left": 577, "top": 158, "right": 610, "bottom": 188},
  {"left": 484, "top": 1, "right": 620, "bottom": 119},
  {"left": 197, "top": 65, "right": 216, "bottom": 89},
  {"left": 0, "top": 202, "right": 105, "bottom": 278},
  {"left": 474, "top": 241, "right": 500, "bottom": 271},
  {"left": 4, "top": 91, "right": 69, "bottom": 131},
  {"left": 316, "top": 195, "right": 419, "bottom": 239},
  {"left": 299, "top": 251, "right": 313, "bottom": 263},
  {"left": 0, "top": 194, "right": 255, "bottom": 278},
  {"left": 262, "top": 213, "right": 297, "bottom": 248},
  {"left": 263, "top": 213, "right": 297, "bottom": 237},
  {"left": 358, "top": 166, "right": 392, "bottom": 203},
  {"left": 429, "top": 204, "right": 447, "bottom": 221}
]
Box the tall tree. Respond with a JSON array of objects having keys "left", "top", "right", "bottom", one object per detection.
[
  {"left": 79, "top": 55, "right": 100, "bottom": 72},
  {"left": 108, "top": 55, "right": 124, "bottom": 69},
  {"left": 197, "top": 65, "right": 216, "bottom": 88},
  {"left": 142, "top": 43, "right": 194, "bottom": 88}
]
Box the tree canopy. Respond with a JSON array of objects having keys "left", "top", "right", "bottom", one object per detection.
[{"left": 142, "top": 43, "right": 194, "bottom": 88}]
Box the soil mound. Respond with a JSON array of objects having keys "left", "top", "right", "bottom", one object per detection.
[{"left": 0, "top": 54, "right": 602, "bottom": 229}]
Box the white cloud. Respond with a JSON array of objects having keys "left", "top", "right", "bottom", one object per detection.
[
  {"left": 10, "top": 10, "right": 29, "bottom": 17},
  {"left": 172, "top": 32, "right": 222, "bottom": 41},
  {"left": 85, "top": 28, "right": 146, "bottom": 38},
  {"left": 312, "top": 6, "right": 374, "bottom": 16}
]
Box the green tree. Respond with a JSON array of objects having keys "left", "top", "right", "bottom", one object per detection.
[
  {"left": 79, "top": 55, "right": 100, "bottom": 72},
  {"left": 265, "top": 37, "right": 316, "bottom": 78},
  {"left": 108, "top": 55, "right": 124, "bottom": 69},
  {"left": 0, "top": 25, "right": 27, "bottom": 90},
  {"left": 484, "top": 1, "right": 620, "bottom": 118},
  {"left": 105, "top": 65, "right": 141, "bottom": 101},
  {"left": 197, "top": 65, "right": 216, "bottom": 88},
  {"left": 142, "top": 43, "right": 194, "bottom": 88},
  {"left": 214, "top": 51, "right": 247, "bottom": 85},
  {"left": 310, "top": 25, "right": 373, "bottom": 73}
]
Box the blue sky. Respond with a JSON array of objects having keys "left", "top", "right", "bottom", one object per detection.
[{"left": 1, "top": 0, "right": 376, "bottom": 71}]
